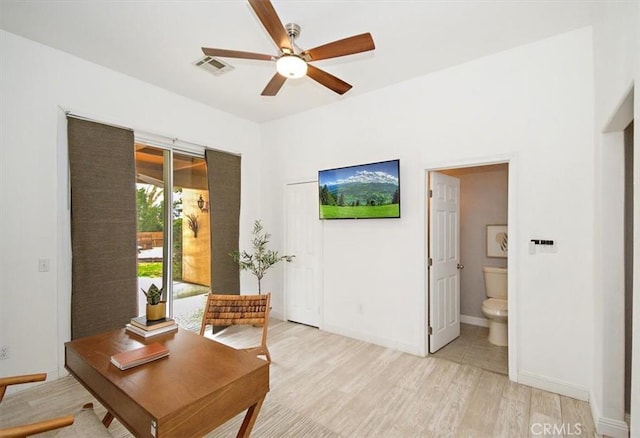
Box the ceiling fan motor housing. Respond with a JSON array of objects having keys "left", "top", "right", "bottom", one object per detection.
[{"left": 285, "top": 23, "right": 301, "bottom": 40}]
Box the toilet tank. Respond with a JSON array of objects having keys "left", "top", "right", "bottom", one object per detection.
[{"left": 483, "top": 266, "right": 508, "bottom": 299}]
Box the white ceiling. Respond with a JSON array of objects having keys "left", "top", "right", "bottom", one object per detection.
[{"left": 0, "top": 1, "right": 598, "bottom": 123}]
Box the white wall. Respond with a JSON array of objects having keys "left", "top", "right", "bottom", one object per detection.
[
  {"left": 0, "top": 31, "right": 262, "bottom": 381},
  {"left": 591, "top": 1, "right": 639, "bottom": 436},
  {"left": 261, "top": 28, "right": 595, "bottom": 394}
]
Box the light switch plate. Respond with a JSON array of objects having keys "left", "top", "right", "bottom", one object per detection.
[{"left": 38, "top": 258, "right": 50, "bottom": 272}]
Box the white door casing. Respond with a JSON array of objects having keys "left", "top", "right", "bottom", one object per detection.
[
  {"left": 428, "top": 172, "right": 461, "bottom": 353},
  {"left": 284, "top": 182, "right": 322, "bottom": 327}
]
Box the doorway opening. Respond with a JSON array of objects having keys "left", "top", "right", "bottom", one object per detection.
[
  {"left": 427, "top": 160, "right": 513, "bottom": 377},
  {"left": 134, "top": 143, "right": 211, "bottom": 331},
  {"left": 599, "top": 86, "right": 634, "bottom": 434}
]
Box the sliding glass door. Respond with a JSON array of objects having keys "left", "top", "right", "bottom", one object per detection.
[{"left": 135, "top": 143, "right": 210, "bottom": 329}]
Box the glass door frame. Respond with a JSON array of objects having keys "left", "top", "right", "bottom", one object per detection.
[
  {"left": 162, "top": 147, "right": 174, "bottom": 317},
  {"left": 135, "top": 135, "right": 207, "bottom": 318}
]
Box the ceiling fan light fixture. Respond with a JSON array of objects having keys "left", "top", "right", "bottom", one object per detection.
[{"left": 276, "top": 54, "right": 307, "bottom": 78}]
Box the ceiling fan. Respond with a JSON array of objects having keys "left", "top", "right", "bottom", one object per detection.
[{"left": 201, "top": 0, "right": 375, "bottom": 96}]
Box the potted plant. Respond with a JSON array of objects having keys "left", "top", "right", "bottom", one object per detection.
[
  {"left": 142, "top": 283, "right": 166, "bottom": 321},
  {"left": 230, "top": 220, "right": 295, "bottom": 294}
]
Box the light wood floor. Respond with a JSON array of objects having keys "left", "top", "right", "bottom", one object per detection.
[{"left": 0, "top": 319, "right": 598, "bottom": 437}]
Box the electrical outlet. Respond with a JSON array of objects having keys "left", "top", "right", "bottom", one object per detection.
[{"left": 0, "top": 345, "right": 9, "bottom": 360}]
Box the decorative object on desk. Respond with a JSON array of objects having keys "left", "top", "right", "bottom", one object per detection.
[
  {"left": 230, "top": 219, "right": 295, "bottom": 294},
  {"left": 186, "top": 213, "right": 199, "bottom": 238},
  {"left": 110, "top": 343, "right": 169, "bottom": 370},
  {"left": 486, "top": 224, "right": 508, "bottom": 258},
  {"left": 141, "top": 283, "right": 166, "bottom": 321}
]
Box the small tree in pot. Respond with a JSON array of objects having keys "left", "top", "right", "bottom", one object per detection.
[{"left": 230, "top": 220, "right": 295, "bottom": 294}]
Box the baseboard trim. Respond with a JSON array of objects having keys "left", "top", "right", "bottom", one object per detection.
[
  {"left": 323, "top": 323, "right": 424, "bottom": 357},
  {"left": 460, "top": 314, "right": 489, "bottom": 327},
  {"left": 589, "top": 391, "right": 629, "bottom": 437},
  {"left": 596, "top": 416, "right": 629, "bottom": 437},
  {"left": 518, "top": 371, "right": 589, "bottom": 401}
]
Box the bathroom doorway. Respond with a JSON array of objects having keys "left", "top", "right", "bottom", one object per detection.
[
  {"left": 427, "top": 161, "right": 511, "bottom": 376},
  {"left": 600, "top": 86, "right": 634, "bottom": 433}
]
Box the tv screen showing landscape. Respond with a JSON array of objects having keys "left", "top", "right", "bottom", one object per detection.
[{"left": 318, "top": 159, "right": 400, "bottom": 220}]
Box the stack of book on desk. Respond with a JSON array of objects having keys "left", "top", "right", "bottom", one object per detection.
[
  {"left": 110, "top": 342, "right": 170, "bottom": 370},
  {"left": 125, "top": 316, "right": 178, "bottom": 338}
]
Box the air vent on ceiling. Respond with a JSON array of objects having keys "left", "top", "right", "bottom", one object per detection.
[{"left": 194, "top": 56, "right": 234, "bottom": 76}]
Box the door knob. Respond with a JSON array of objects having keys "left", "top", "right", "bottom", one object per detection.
[{"left": 457, "top": 263, "right": 464, "bottom": 270}]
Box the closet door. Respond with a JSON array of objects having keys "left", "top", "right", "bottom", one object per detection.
[{"left": 285, "top": 181, "right": 322, "bottom": 327}]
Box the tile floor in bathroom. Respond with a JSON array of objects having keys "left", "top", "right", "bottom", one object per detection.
[{"left": 431, "top": 322, "right": 508, "bottom": 375}]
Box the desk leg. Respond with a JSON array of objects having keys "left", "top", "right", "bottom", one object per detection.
[
  {"left": 236, "top": 396, "right": 265, "bottom": 438},
  {"left": 102, "top": 412, "right": 114, "bottom": 427}
]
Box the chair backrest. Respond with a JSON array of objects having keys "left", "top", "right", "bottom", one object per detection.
[
  {"left": 199, "top": 293, "right": 272, "bottom": 362},
  {"left": 199, "top": 293, "right": 270, "bottom": 340}
]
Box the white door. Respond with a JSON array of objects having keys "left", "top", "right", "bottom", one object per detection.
[
  {"left": 428, "top": 172, "right": 461, "bottom": 353},
  {"left": 284, "top": 182, "right": 322, "bottom": 327}
]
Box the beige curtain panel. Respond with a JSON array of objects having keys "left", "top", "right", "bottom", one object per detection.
[{"left": 67, "top": 117, "right": 137, "bottom": 339}]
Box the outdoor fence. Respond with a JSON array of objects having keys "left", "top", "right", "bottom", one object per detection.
[{"left": 137, "top": 232, "right": 163, "bottom": 250}]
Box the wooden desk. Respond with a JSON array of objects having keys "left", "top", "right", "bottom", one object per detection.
[{"left": 65, "top": 328, "right": 269, "bottom": 437}]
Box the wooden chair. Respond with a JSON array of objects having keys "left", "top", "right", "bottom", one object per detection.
[
  {"left": 0, "top": 374, "right": 111, "bottom": 438},
  {"left": 0, "top": 373, "right": 74, "bottom": 437},
  {"left": 199, "top": 293, "right": 272, "bottom": 363}
]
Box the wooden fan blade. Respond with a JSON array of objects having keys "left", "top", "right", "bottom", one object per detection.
[
  {"left": 306, "top": 64, "right": 352, "bottom": 95},
  {"left": 261, "top": 73, "right": 287, "bottom": 96},
  {"left": 302, "top": 33, "right": 375, "bottom": 61},
  {"left": 201, "top": 47, "right": 273, "bottom": 61},
  {"left": 248, "top": 0, "right": 292, "bottom": 52}
]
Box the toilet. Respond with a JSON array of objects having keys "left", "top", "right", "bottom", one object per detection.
[{"left": 481, "top": 266, "right": 508, "bottom": 346}]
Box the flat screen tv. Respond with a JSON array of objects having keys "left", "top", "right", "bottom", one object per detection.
[{"left": 318, "top": 159, "right": 400, "bottom": 220}]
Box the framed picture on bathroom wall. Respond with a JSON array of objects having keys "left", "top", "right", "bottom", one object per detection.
[{"left": 486, "top": 225, "right": 508, "bottom": 258}]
